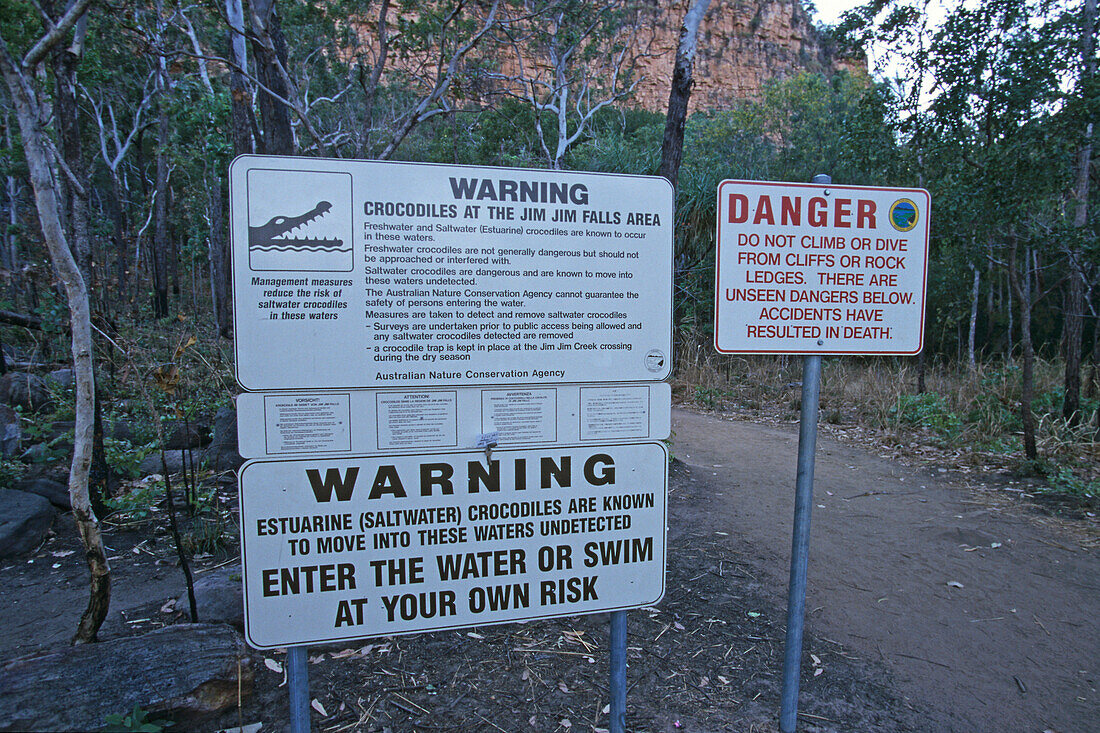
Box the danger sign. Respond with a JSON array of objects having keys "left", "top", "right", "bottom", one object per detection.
[
  {"left": 714, "top": 180, "right": 930, "bottom": 355},
  {"left": 239, "top": 443, "right": 667, "bottom": 649}
]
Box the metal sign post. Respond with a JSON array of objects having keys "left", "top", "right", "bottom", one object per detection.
[
  {"left": 287, "top": 645, "right": 310, "bottom": 733},
  {"left": 609, "top": 609, "right": 628, "bottom": 733},
  {"left": 777, "top": 175, "right": 830, "bottom": 732},
  {"left": 779, "top": 352, "right": 822, "bottom": 732}
]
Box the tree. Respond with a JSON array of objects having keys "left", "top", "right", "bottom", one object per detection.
[
  {"left": 657, "top": 0, "right": 712, "bottom": 190},
  {"left": 925, "top": 0, "right": 1075, "bottom": 457},
  {"left": 249, "top": 0, "right": 296, "bottom": 155},
  {"left": 0, "top": 0, "right": 110, "bottom": 644},
  {"left": 491, "top": 0, "right": 644, "bottom": 169},
  {"left": 1063, "top": 0, "right": 1096, "bottom": 425},
  {"left": 225, "top": 0, "right": 253, "bottom": 156}
]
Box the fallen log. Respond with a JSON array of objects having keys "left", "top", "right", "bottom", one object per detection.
[{"left": 0, "top": 310, "right": 41, "bottom": 329}]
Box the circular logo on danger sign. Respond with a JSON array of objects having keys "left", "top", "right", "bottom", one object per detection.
[
  {"left": 889, "top": 198, "right": 919, "bottom": 232},
  {"left": 645, "top": 349, "right": 666, "bottom": 373}
]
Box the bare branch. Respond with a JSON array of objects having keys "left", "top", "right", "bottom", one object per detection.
[
  {"left": 378, "top": 0, "right": 501, "bottom": 160},
  {"left": 23, "top": 0, "right": 95, "bottom": 70},
  {"left": 81, "top": 72, "right": 156, "bottom": 172},
  {"left": 175, "top": 8, "right": 214, "bottom": 94}
]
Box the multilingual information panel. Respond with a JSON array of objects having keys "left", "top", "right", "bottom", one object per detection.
[
  {"left": 239, "top": 443, "right": 667, "bottom": 648},
  {"left": 236, "top": 384, "right": 671, "bottom": 458},
  {"left": 715, "top": 180, "right": 930, "bottom": 355},
  {"left": 230, "top": 157, "right": 674, "bottom": 389}
]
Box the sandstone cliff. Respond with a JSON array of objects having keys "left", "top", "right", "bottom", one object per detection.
[{"left": 632, "top": 0, "right": 865, "bottom": 112}]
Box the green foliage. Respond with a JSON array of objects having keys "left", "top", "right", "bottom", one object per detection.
[
  {"left": 0, "top": 458, "right": 26, "bottom": 488},
  {"left": 104, "top": 480, "right": 163, "bottom": 522},
  {"left": 102, "top": 705, "right": 172, "bottom": 733},
  {"left": 1043, "top": 467, "right": 1100, "bottom": 500},
  {"left": 691, "top": 386, "right": 730, "bottom": 410},
  {"left": 181, "top": 493, "right": 233, "bottom": 556},
  {"left": 889, "top": 392, "right": 962, "bottom": 440},
  {"left": 104, "top": 438, "right": 155, "bottom": 480}
]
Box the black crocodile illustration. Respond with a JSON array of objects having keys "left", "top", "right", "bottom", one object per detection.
[{"left": 248, "top": 201, "right": 346, "bottom": 251}]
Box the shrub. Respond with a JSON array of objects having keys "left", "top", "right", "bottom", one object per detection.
[{"left": 889, "top": 393, "right": 962, "bottom": 441}]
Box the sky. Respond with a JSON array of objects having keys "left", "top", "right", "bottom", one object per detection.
[
  {"left": 806, "top": 1, "right": 957, "bottom": 84},
  {"left": 809, "top": 1, "right": 903, "bottom": 82},
  {"left": 811, "top": 0, "right": 864, "bottom": 26}
]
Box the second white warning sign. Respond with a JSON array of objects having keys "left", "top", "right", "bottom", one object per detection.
[{"left": 240, "top": 442, "right": 667, "bottom": 649}]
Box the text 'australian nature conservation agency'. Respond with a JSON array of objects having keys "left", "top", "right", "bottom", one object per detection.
[
  {"left": 231, "top": 160, "right": 673, "bottom": 390},
  {"left": 715, "top": 181, "right": 930, "bottom": 355},
  {"left": 238, "top": 443, "right": 668, "bottom": 648}
]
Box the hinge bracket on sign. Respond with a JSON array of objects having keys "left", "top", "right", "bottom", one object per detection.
[{"left": 477, "top": 431, "right": 500, "bottom": 461}]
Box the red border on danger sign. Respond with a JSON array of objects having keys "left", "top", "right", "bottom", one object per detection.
[{"left": 714, "top": 180, "right": 930, "bottom": 356}]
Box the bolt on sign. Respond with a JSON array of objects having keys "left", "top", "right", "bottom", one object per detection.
[
  {"left": 229, "top": 157, "right": 674, "bottom": 390},
  {"left": 714, "top": 180, "right": 930, "bottom": 355},
  {"left": 239, "top": 443, "right": 667, "bottom": 648}
]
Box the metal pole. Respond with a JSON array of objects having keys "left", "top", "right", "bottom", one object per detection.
[
  {"left": 778, "top": 173, "right": 827, "bottom": 726},
  {"left": 609, "top": 610, "right": 628, "bottom": 733},
  {"left": 779, "top": 173, "right": 831, "bottom": 732},
  {"left": 287, "top": 645, "right": 310, "bottom": 733},
  {"left": 779, "top": 353, "right": 823, "bottom": 731}
]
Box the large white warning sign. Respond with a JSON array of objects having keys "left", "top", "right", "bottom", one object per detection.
[
  {"left": 239, "top": 443, "right": 667, "bottom": 648},
  {"left": 715, "top": 180, "right": 929, "bottom": 355},
  {"left": 230, "top": 157, "right": 674, "bottom": 390}
]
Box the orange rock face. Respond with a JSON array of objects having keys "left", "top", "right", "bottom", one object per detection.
[{"left": 631, "top": 0, "right": 865, "bottom": 112}]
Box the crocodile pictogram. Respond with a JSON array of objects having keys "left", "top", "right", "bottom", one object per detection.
[{"left": 248, "top": 200, "right": 345, "bottom": 250}]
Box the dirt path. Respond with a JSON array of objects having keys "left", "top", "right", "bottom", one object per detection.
[{"left": 671, "top": 407, "right": 1099, "bottom": 733}]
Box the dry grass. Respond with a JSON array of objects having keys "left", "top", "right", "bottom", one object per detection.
[{"left": 672, "top": 339, "right": 1100, "bottom": 499}]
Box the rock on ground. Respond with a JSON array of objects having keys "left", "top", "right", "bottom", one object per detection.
[
  {"left": 0, "top": 405, "right": 18, "bottom": 459},
  {"left": 0, "top": 490, "right": 55, "bottom": 557},
  {"left": 200, "top": 405, "right": 243, "bottom": 472},
  {"left": 13, "top": 477, "right": 70, "bottom": 510},
  {"left": 137, "top": 449, "right": 191, "bottom": 477},
  {"left": 0, "top": 372, "right": 51, "bottom": 412},
  {"left": 45, "top": 368, "right": 74, "bottom": 389},
  {"left": 176, "top": 565, "right": 244, "bottom": 630},
  {"left": 0, "top": 623, "right": 252, "bottom": 732},
  {"left": 135, "top": 406, "right": 240, "bottom": 478},
  {"left": 164, "top": 419, "right": 212, "bottom": 450}
]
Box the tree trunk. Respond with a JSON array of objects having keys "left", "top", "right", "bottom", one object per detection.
[
  {"left": 208, "top": 178, "right": 231, "bottom": 337},
  {"left": 1008, "top": 239, "right": 1037, "bottom": 460},
  {"left": 1091, "top": 313, "right": 1100, "bottom": 435},
  {"left": 226, "top": 0, "right": 253, "bottom": 156},
  {"left": 51, "top": 19, "right": 109, "bottom": 505},
  {"left": 0, "top": 21, "right": 111, "bottom": 644},
  {"left": 1065, "top": 0, "right": 1095, "bottom": 425},
  {"left": 1063, "top": 268, "right": 1084, "bottom": 424},
  {"left": 152, "top": 65, "right": 170, "bottom": 319},
  {"left": 916, "top": 338, "right": 927, "bottom": 393},
  {"left": 108, "top": 171, "right": 128, "bottom": 300},
  {"left": 52, "top": 17, "right": 92, "bottom": 288},
  {"left": 3, "top": 114, "right": 20, "bottom": 307},
  {"left": 657, "top": 0, "right": 711, "bottom": 190},
  {"left": 968, "top": 262, "right": 979, "bottom": 371},
  {"left": 250, "top": 0, "right": 295, "bottom": 155}
]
